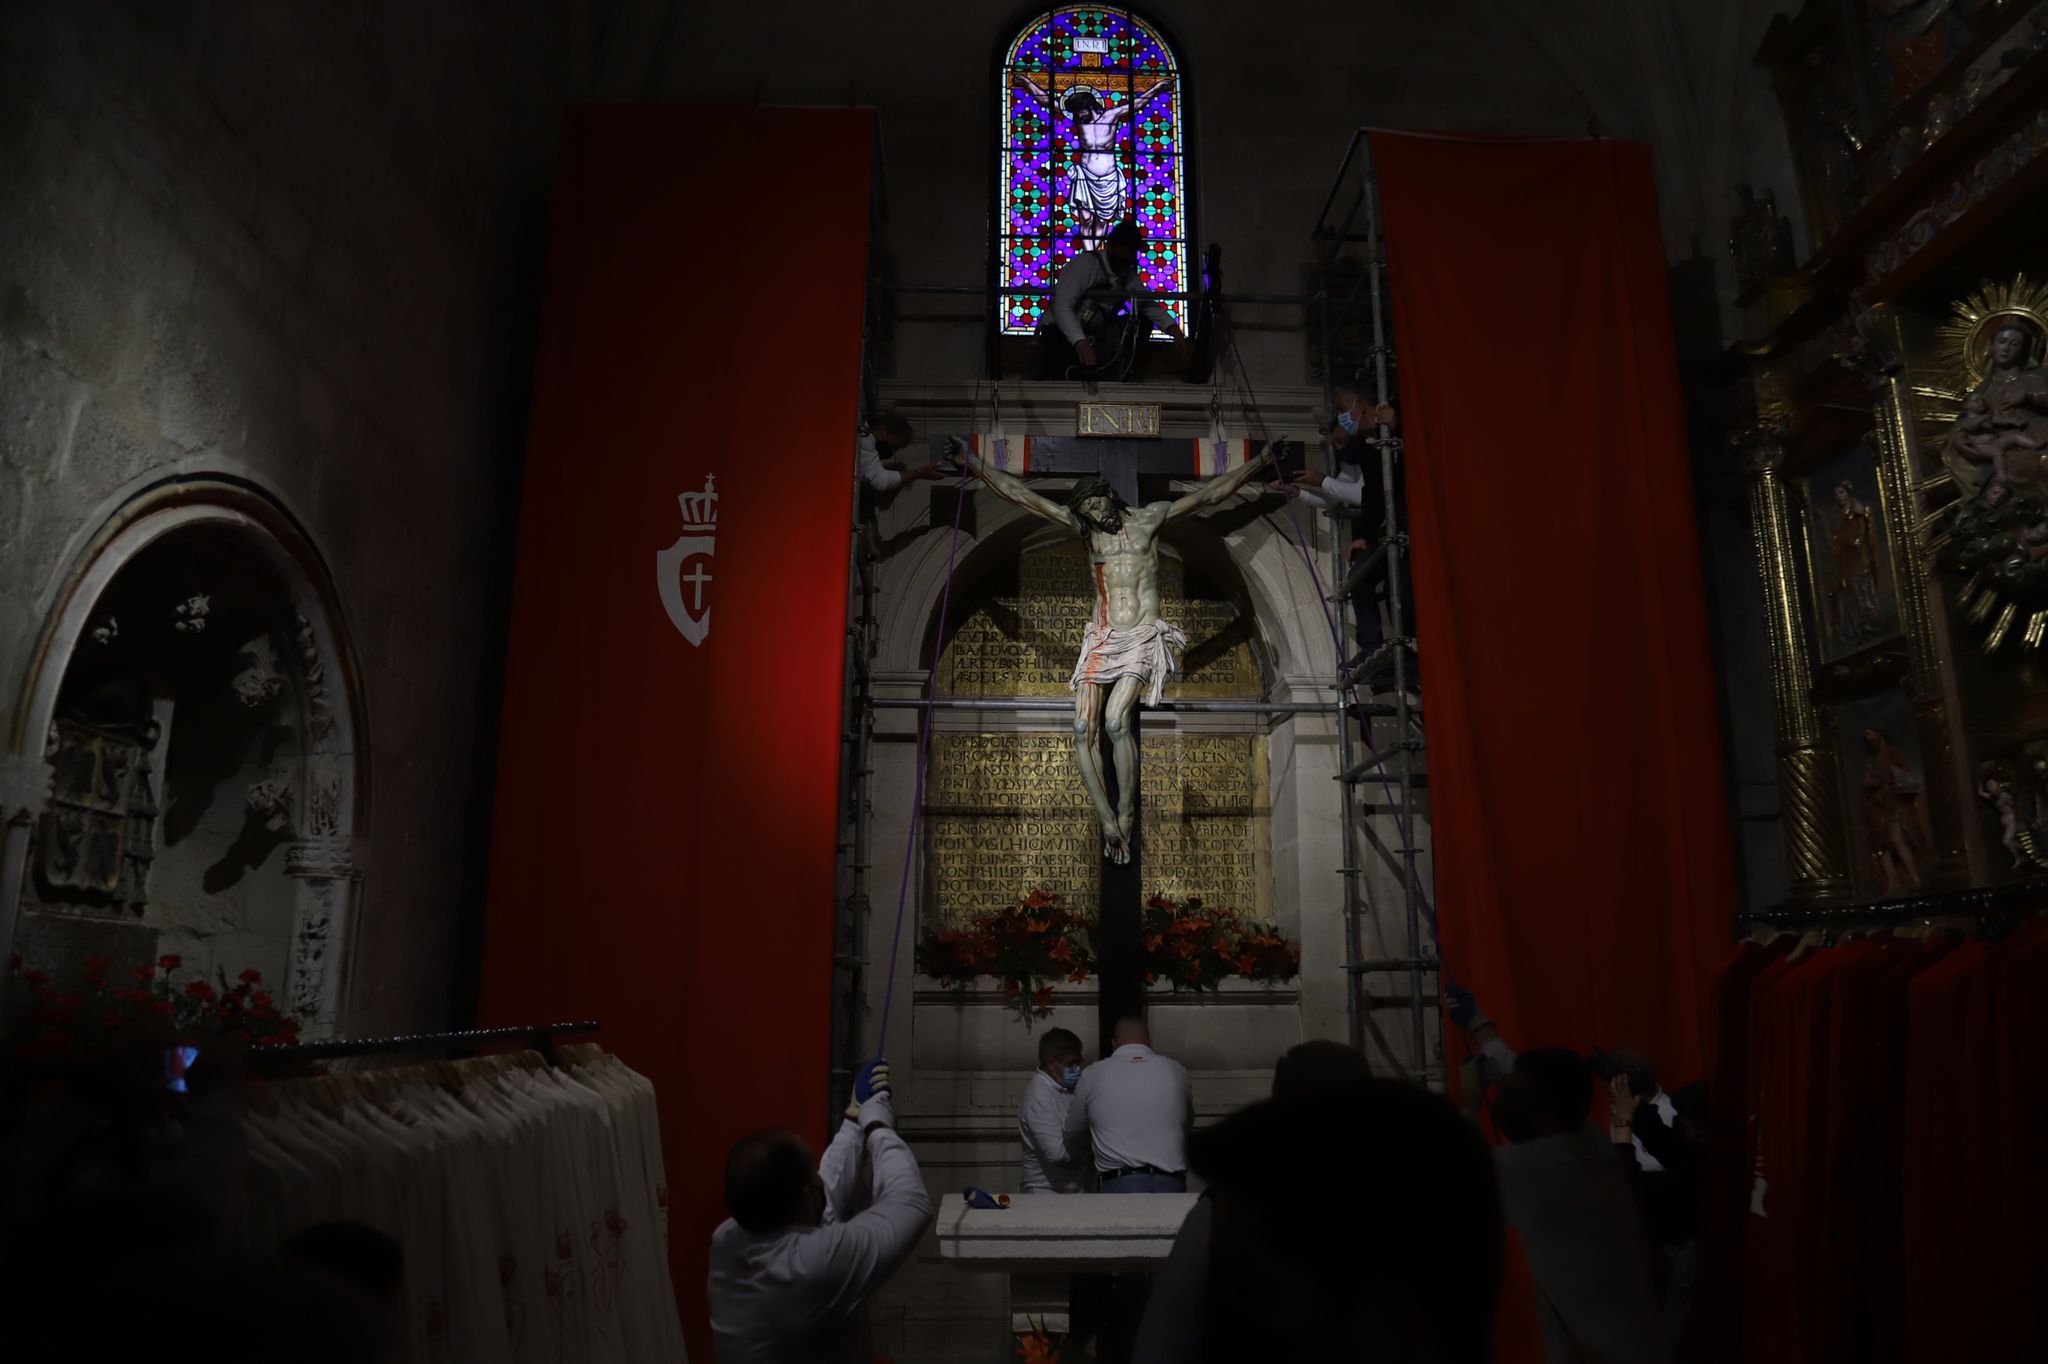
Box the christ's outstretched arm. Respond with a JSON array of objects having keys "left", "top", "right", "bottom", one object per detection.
[
  {"left": 1121, "top": 76, "right": 1174, "bottom": 121},
  {"left": 1014, "top": 71, "right": 1058, "bottom": 122},
  {"left": 1162, "top": 448, "right": 1273, "bottom": 521},
  {"left": 960, "top": 449, "right": 1080, "bottom": 531}
]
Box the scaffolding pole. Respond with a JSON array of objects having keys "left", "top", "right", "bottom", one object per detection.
[{"left": 1312, "top": 130, "right": 1438, "bottom": 1083}]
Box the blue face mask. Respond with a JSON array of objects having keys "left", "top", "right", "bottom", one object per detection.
[
  {"left": 1061, "top": 1064, "right": 1083, "bottom": 1090},
  {"left": 1336, "top": 408, "right": 1361, "bottom": 436}
]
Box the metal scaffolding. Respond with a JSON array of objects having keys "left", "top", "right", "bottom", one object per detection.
[
  {"left": 833, "top": 126, "right": 1441, "bottom": 1087},
  {"left": 1313, "top": 130, "right": 1440, "bottom": 1081}
]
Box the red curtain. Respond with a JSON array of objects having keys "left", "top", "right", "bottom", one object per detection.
[
  {"left": 480, "top": 106, "right": 874, "bottom": 1357},
  {"left": 1372, "top": 132, "right": 1737, "bottom": 1355}
]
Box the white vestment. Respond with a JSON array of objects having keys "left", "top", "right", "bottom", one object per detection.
[{"left": 1070, "top": 618, "right": 1186, "bottom": 706}]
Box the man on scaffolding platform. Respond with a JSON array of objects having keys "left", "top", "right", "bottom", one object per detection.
[{"left": 1036, "top": 219, "right": 1188, "bottom": 382}]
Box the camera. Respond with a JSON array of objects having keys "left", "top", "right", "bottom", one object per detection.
[{"left": 1266, "top": 438, "right": 1308, "bottom": 482}]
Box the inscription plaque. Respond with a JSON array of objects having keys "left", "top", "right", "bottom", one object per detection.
[{"left": 925, "top": 731, "right": 1270, "bottom": 927}]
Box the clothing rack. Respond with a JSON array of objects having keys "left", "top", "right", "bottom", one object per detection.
[
  {"left": 249, "top": 1019, "right": 601, "bottom": 1068},
  {"left": 1739, "top": 882, "right": 2048, "bottom": 929}
]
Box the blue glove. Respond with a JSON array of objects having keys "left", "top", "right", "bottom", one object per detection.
[
  {"left": 854, "top": 1058, "right": 891, "bottom": 1103},
  {"left": 962, "top": 1187, "right": 1009, "bottom": 1210},
  {"left": 1445, "top": 984, "right": 1478, "bottom": 1030}
]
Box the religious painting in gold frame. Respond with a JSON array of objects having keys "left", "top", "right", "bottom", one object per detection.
[
  {"left": 1830, "top": 683, "right": 1934, "bottom": 902},
  {"left": 1795, "top": 439, "right": 1904, "bottom": 665}
]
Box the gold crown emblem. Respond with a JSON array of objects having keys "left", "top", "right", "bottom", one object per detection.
[{"left": 678, "top": 474, "right": 719, "bottom": 533}]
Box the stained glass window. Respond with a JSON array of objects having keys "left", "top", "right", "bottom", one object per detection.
[{"left": 998, "top": 7, "right": 1188, "bottom": 337}]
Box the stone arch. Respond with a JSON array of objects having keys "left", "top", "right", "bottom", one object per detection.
[{"left": 0, "top": 474, "right": 367, "bottom": 1036}]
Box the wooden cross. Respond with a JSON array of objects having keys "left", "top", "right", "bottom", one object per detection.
[
  {"left": 940, "top": 425, "right": 1298, "bottom": 1055},
  {"left": 963, "top": 431, "right": 1294, "bottom": 508}
]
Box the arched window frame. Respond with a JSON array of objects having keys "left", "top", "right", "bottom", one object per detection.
[{"left": 990, "top": 5, "right": 1196, "bottom": 348}]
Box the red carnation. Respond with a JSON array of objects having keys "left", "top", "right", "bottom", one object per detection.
[
  {"left": 101, "top": 1011, "right": 124, "bottom": 1028},
  {"left": 158, "top": 954, "right": 181, "bottom": 971},
  {"left": 150, "top": 999, "right": 173, "bottom": 1017},
  {"left": 184, "top": 980, "right": 216, "bottom": 1002},
  {"left": 239, "top": 968, "right": 262, "bottom": 985},
  {"left": 252, "top": 992, "right": 274, "bottom": 1011},
  {"left": 23, "top": 969, "right": 48, "bottom": 987},
  {"left": 131, "top": 964, "right": 154, "bottom": 982}
]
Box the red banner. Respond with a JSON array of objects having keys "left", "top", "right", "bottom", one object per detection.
[
  {"left": 1373, "top": 132, "right": 1738, "bottom": 1357},
  {"left": 481, "top": 106, "right": 873, "bottom": 1356}
]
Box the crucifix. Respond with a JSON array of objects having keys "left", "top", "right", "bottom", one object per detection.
[{"left": 947, "top": 427, "right": 1288, "bottom": 1049}]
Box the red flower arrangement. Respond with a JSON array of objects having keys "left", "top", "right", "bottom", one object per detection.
[
  {"left": 1139, "top": 894, "right": 1301, "bottom": 993},
  {"left": 916, "top": 888, "right": 1097, "bottom": 1022},
  {"left": 6, "top": 954, "right": 302, "bottom": 1064},
  {"left": 917, "top": 888, "right": 1303, "bottom": 1021}
]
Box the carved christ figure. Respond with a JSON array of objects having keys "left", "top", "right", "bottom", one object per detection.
[{"left": 959, "top": 448, "right": 1272, "bottom": 863}]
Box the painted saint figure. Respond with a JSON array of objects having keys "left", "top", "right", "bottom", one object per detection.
[
  {"left": 956, "top": 446, "right": 1272, "bottom": 863},
  {"left": 1859, "top": 726, "right": 1930, "bottom": 895},
  {"left": 1015, "top": 74, "right": 1176, "bottom": 250},
  {"left": 1826, "top": 482, "right": 1886, "bottom": 649}
]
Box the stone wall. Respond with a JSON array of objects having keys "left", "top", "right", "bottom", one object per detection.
[{"left": 0, "top": 0, "right": 616, "bottom": 1031}]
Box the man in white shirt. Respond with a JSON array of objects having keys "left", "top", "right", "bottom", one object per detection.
[
  {"left": 1062, "top": 1015, "right": 1193, "bottom": 1193},
  {"left": 1018, "top": 1027, "right": 1088, "bottom": 1194},
  {"left": 856, "top": 413, "right": 942, "bottom": 494},
  {"left": 706, "top": 1061, "right": 933, "bottom": 1362},
  {"left": 1036, "top": 220, "right": 1186, "bottom": 381}
]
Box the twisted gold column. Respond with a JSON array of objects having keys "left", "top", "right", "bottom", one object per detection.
[{"left": 1749, "top": 453, "right": 1853, "bottom": 902}]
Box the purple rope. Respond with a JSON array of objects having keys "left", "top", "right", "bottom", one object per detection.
[{"left": 872, "top": 463, "right": 973, "bottom": 1058}]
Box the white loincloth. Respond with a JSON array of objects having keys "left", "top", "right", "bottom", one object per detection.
[
  {"left": 1070, "top": 619, "right": 1187, "bottom": 706},
  {"left": 1067, "top": 159, "right": 1128, "bottom": 223}
]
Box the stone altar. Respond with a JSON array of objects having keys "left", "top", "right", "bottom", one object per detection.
[{"left": 935, "top": 1192, "right": 1198, "bottom": 1335}]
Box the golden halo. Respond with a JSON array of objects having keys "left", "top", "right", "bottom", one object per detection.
[{"left": 1935, "top": 273, "right": 2048, "bottom": 392}]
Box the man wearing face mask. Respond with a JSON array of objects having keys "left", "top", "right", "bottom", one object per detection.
[
  {"left": 1286, "top": 386, "right": 1397, "bottom": 510},
  {"left": 707, "top": 1059, "right": 934, "bottom": 1362},
  {"left": 1287, "top": 386, "right": 1417, "bottom": 690},
  {"left": 856, "top": 413, "right": 943, "bottom": 493},
  {"left": 1018, "top": 1027, "right": 1089, "bottom": 1194}
]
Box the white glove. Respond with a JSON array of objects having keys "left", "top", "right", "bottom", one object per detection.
[{"left": 857, "top": 1089, "right": 896, "bottom": 1132}]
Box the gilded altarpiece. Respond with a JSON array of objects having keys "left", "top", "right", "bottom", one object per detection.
[
  {"left": 1732, "top": 0, "right": 2048, "bottom": 908},
  {"left": 926, "top": 542, "right": 1271, "bottom": 925}
]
